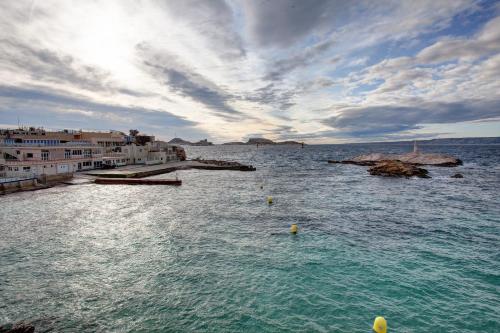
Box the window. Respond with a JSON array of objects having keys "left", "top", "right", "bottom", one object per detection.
[
  {"left": 83, "top": 161, "right": 92, "bottom": 167},
  {"left": 65, "top": 150, "right": 71, "bottom": 159},
  {"left": 23, "top": 166, "right": 30, "bottom": 171},
  {"left": 84, "top": 149, "right": 91, "bottom": 158},
  {"left": 72, "top": 150, "right": 82, "bottom": 155},
  {"left": 41, "top": 150, "right": 49, "bottom": 160},
  {"left": 26, "top": 153, "right": 33, "bottom": 158}
]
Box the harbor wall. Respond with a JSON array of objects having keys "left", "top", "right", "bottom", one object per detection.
[
  {"left": 37, "top": 173, "right": 73, "bottom": 184},
  {"left": 0, "top": 178, "right": 38, "bottom": 194}
]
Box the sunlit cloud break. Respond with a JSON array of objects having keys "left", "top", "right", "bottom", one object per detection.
[{"left": 0, "top": 0, "right": 499, "bottom": 143}]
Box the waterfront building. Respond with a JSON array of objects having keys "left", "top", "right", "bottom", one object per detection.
[
  {"left": 115, "top": 141, "right": 180, "bottom": 165},
  {"left": 0, "top": 127, "right": 184, "bottom": 179},
  {"left": 0, "top": 142, "right": 103, "bottom": 178},
  {"left": 0, "top": 127, "right": 110, "bottom": 178}
]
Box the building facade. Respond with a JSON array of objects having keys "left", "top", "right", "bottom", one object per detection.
[
  {"left": 1, "top": 127, "right": 184, "bottom": 178},
  {"left": 0, "top": 143, "right": 103, "bottom": 177}
]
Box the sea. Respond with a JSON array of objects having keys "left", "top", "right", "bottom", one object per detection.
[{"left": 1, "top": 144, "right": 499, "bottom": 332}]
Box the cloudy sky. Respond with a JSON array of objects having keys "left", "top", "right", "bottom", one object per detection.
[{"left": 1, "top": 0, "right": 499, "bottom": 143}]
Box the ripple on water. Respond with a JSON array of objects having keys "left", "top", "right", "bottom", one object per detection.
[{"left": 0, "top": 144, "right": 499, "bottom": 332}]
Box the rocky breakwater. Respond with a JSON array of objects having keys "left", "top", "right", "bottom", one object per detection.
[{"left": 192, "top": 159, "right": 256, "bottom": 171}]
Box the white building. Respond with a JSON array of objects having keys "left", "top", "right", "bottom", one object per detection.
[
  {"left": 0, "top": 142, "right": 103, "bottom": 178},
  {"left": 0, "top": 128, "right": 183, "bottom": 179}
]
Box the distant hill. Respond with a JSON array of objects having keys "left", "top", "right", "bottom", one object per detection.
[
  {"left": 168, "top": 138, "right": 213, "bottom": 146},
  {"left": 168, "top": 138, "right": 192, "bottom": 145},
  {"left": 222, "top": 137, "right": 303, "bottom": 145},
  {"left": 247, "top": 138, "right": 275, "bottom": 145}
]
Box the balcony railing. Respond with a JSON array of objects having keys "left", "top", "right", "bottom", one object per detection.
[
  {"left": 0, "top": 172, "right": 36, "bottom": 183},
  {"left": 1, "top": 157, "right": 102, "bottom": 165},
  {"left": 0, "top": 142, "right": 98, "bottom": 147}
]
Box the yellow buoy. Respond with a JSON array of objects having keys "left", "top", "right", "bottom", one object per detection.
[
  {"left": 373, "top": 316, "right": 387, "bottom": 333},
  {"left": 290, "top": 224, "right": 298, "bottom": 234},
  {"left": 267, "top": 196, "right": 273, "bottom": 204}
]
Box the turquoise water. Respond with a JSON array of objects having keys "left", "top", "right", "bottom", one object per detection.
[{"left": 1, "top": 144, "right": 499, "bottom": 332}]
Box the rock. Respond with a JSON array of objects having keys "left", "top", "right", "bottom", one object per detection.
[
  {"left": 0, "top": 322, "right": 35, "bottom": 333},
  {"left": 368, "top": 160, "right": 430, "bottom": 178},
  {"left": 451, "top": 173, "right": 464, "bottom": 178},
  {"left": 330, "top": 152, "right": 462, "bottom": 167}
]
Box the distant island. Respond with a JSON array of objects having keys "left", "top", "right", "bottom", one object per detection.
[
  {"left": 168, "top": 138, "right": 213, "bottom": 146},
  {"left": 222, "top": 138, "right": 304, "bottom": 145}
]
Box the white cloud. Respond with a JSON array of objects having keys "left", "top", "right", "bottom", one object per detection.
[{"left": 0, "top": 0, "right": 498, "bottom": 142}]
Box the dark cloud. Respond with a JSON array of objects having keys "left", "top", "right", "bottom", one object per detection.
[
  {"left": 160, "top": 0, "right": 246, "bottom": 59},
  {"left": 321, "top": 100, "right": 500, "bottom": 137},
  {"left": 263, "top": 39, "right": 336, "bottom": 81},
  {"left": 0, "top": 85, "right": 204, "bottom": 138},
  {"left": 139, "top": 45, "right": 250, "bottom": 121},
  {"left": 0, "top": 39, "right": 109, "bottom": 91},
  {"left": 243, "top": 83, "right": 296, "bottom": 111},
  {"left": 245, "top": 0, "right": 346, "bottom": 47}
]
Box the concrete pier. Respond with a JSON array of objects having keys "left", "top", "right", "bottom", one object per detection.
[
  {"left": 95, "top": 178, "right": 181, "bottom": 186},
  {"left": 84, "top": 160, "right": 255, "bottom": 178}
]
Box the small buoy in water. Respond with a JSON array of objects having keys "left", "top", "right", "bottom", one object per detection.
[
  {"left": 267, "top": 196, "right": 273, "bottom": 204},
  {"left": 290, "top": 224, "right": 298, "bottom": 234},
  {"left": 260, "top": 184, "right": 264, "bottom": 189},
  {"left": 372, "top": 316, "right": 387, "bottom": 333}
]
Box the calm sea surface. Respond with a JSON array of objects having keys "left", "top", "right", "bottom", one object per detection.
[{"left": 1, "top": 144, "right": 499, "bottom": 332}]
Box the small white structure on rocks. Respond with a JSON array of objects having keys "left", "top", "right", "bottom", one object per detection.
[{"left": 413, "top": 140, "right": 419, "bottom": 153}]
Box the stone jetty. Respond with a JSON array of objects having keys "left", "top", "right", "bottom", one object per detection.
[
  {"left": 84, "top": 160, "right": 255, "bottom": 178},
  {"left": 95, "top": 178, "right": 182, "bottom": 185},
  {"left": 192, "top": 159, "right": 256, "bottom": 171}
]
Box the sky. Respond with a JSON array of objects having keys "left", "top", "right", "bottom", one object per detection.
[{"left": 0, "top": 0, "right": 499, "bottom": 143}]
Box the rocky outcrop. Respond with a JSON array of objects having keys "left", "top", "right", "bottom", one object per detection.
[
  {"left": 329, "top": 152, "right": 462, "bottom": 167},
  {"left": 451, "top": 173, "right": 464, "bottom": 178},
  {"left": 368, "top": 160, "right": 430, "bottom": 178},
  {"left": 192, "top": 159, "right": 256, "bottom": 171},
  {"left": 0, "top": 322, "right": 35, "bottom": 333}
]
